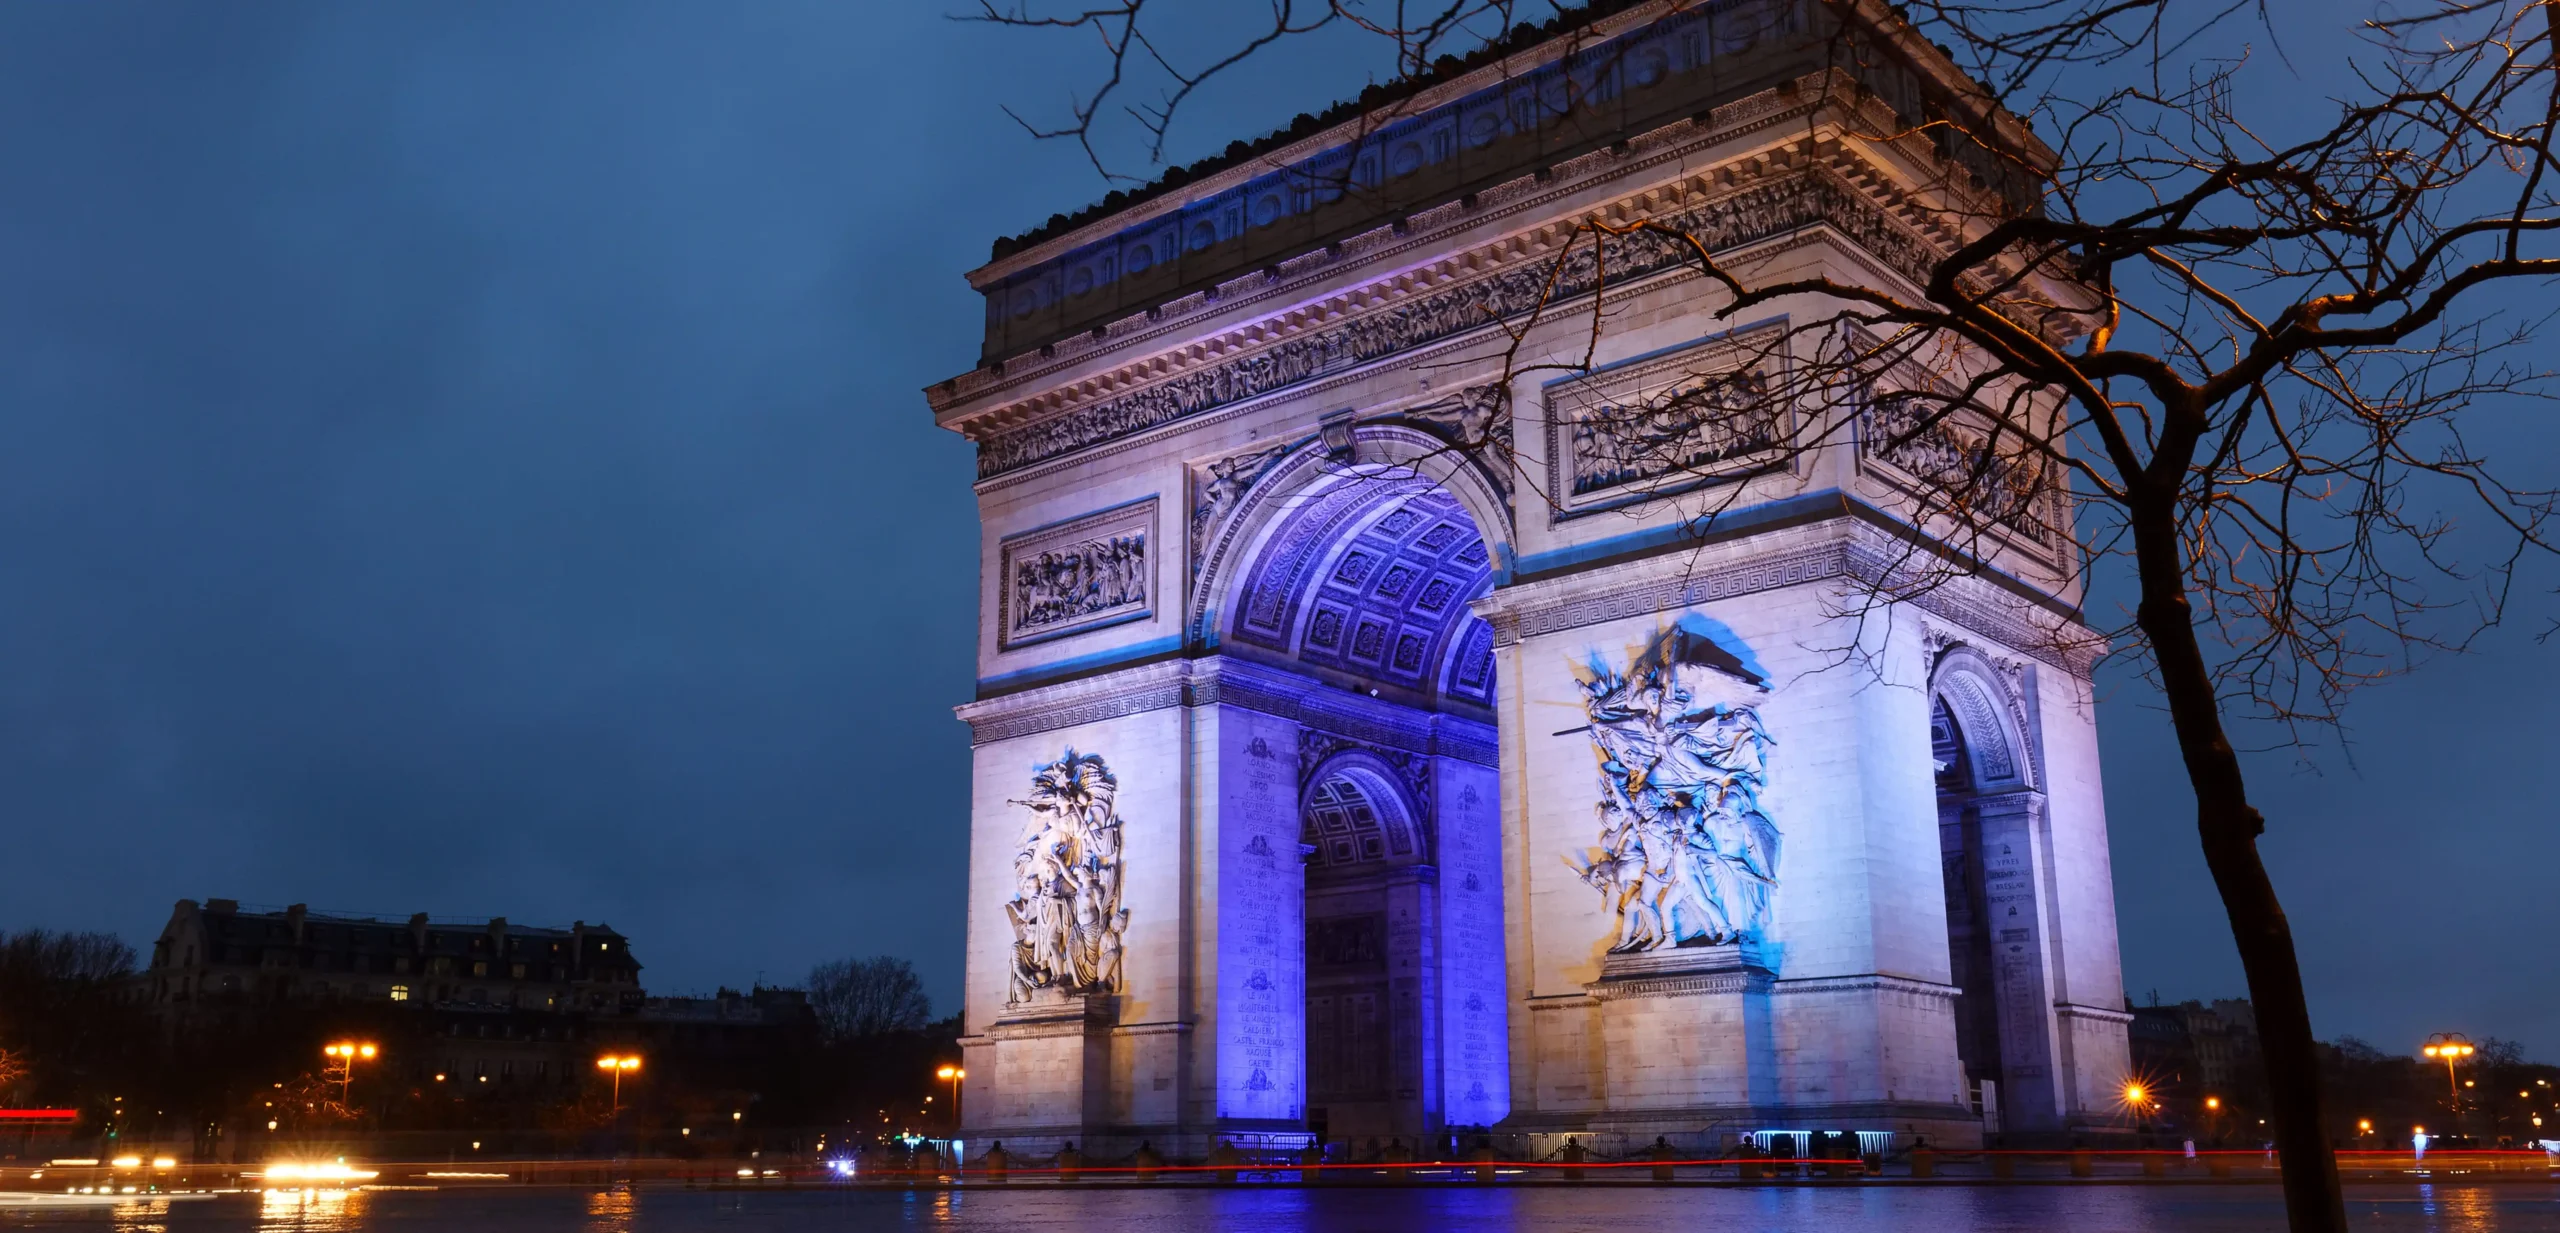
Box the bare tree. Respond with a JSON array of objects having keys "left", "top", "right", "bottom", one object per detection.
[
  {"left": 987, "top": 2, "right": 2560, "bottom": 1229},
  {"left": 0, "top": 1045, "right": 27, "bottom": 1097},
  {"left": 807, "top": 956, "right": 933, "bottom": 1042},
  {"left": 0, "top": 930, "right": 137, "bottom": 986}
]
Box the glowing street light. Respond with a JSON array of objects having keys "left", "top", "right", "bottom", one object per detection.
[
  {"left": 596, "top": 1054, "right": 642, "bottom": 1112},
  {"left": 2120, "top": 1080, "right": 2154, "bottom": 1126},
  {"left": 936, "top": 1065, "right": 966, "bottom": 1132},
  {"left": 321, "top": 1042, "right": 378, "bottom": 1104},
  {"left": 2421, "top": 1034, "right": 2476, "bottom": 1111}
]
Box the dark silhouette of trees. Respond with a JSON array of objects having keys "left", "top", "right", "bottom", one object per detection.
[{"left": 806, "top": 955, "right": 932, "bottom": 1042}]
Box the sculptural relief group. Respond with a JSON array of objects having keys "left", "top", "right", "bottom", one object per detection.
[
  {"left": 1003, "top": 749, "right": 1130, "bottom": 1002},
  {"left": 1568, "top": 619, "right": 1783, "bottom": 952}
]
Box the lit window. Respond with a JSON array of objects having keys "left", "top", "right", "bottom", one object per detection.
[{"left": 390, "top": 985, "right": 410, "bottom": 1002}]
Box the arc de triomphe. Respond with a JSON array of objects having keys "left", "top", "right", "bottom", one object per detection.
[{"left": 928, "top": 0, "right": 2132, "bottom": 1157}]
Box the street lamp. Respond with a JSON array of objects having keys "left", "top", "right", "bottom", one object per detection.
[
  {"left": 2121, "top": 1081, "right": 2153, "bottom": 1129},
  {"left": 596, "top": 1054, "right": 642, "bottom": 1113},
  {"left": 2421, "top": 1034, "right": 2476, "bottom": 1113},
  {"left": 936, "top": 1065, "right": 966, "bottom": 1133},
  {"left": 321, "top": 1042, "right": 378, "bottom": 1104}
]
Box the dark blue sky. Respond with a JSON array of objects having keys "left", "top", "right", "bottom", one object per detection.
[{"left": 1, "top": 4, "right": 2551, "bottom": 1056}]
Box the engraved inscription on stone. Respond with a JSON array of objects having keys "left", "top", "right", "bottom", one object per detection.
[
  {"left": 1221, "top": 718, "right": 1304, "bottom": 1122},
  {"left": 998, "top": 497, "right": 1156, "bottom": 648}
]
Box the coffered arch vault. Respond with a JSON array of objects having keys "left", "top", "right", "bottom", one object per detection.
[{"left": 1191, "top": 423, "right": 1511, "bottom": 709}]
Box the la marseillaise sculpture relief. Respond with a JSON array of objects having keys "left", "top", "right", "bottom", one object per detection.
[{"left": 929, "top": 0, "right": 2131, "bottom": 1154}]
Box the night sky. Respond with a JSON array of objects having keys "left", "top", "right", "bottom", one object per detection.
[{"left": 2, "top": 4, "right": 2551, "bottom": 1056}]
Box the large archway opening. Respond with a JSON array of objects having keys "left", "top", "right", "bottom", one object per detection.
[
  {"left": 1214, "top": 454, "right": 1508, "bottom": 1149},
  {"left": 1933, "top": 695, "right": 2003, "bottom": 1127},
  {"left": 1931, "top": 650, "right": 2053, "bottom": 1136},
  {"left": 1300, "top": 758, "right": 1428, "bottom": 1142}
]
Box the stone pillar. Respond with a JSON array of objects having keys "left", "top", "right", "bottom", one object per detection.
[
  {"left": 1975, "top": 792, "right": 2063, "bottom": 1133},
  {"left": 1433, "top": 754, "right": 1510, "bottom": 1129},
  {"left": 1203, "top": 701, "right": 1309, "bottom": 1134},
  {"left": 1383, "top": 867, "right": 1442, "bottom": 1137}
]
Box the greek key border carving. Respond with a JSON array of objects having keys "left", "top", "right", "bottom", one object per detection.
[{"left": 957, "top": 654, "right": 1500, "bottom": 759}]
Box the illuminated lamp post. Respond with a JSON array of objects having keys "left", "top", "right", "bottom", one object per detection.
[
  {"left": 2121, "top": 1081, "right": 2154, "bottom": 1133},
  {"left": 2421, "top": 1034, "right": 2475, "bottom": 1127},
  {"left": 596, "top": 1054, "right": 642, "bottom": 1113},
  {"left": 936, "top": 1066, "right": 965, "bottom": 1135},
  {"left": 321, "top": 1042, "right": 378, "bottom": 1105}
]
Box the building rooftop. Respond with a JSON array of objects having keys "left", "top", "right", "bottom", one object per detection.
[
  {"left": 988, "top": 0, "right": 1662, "bottom": 261},
  {"left": 181, "top": 898, "right": 625, "bottom": 941},
  {"left": 959, "top": 0, "right": 2038, "bottom": 367}
]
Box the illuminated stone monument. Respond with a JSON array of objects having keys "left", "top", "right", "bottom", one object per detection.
[{"left": 931, "top": 0, "right": 2131, "bottom": 1155}]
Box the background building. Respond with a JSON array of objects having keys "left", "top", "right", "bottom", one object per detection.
[
  {"left": 143, "top": 898, "right": 642, "bottom": 1016},
  {"left": 136, "top": 898, "right": 810, "bottom": 1107}
]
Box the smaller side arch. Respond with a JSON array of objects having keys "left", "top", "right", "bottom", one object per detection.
[
  {"left": 1929, "top": 645, "right": 2036, "bottom": 794},
  {"left": 1300, "top": 750, "right": 1432, "bottom": 870}
]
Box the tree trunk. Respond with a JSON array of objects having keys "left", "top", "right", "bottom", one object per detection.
[{"left": 2128, "top": 500, "right": 2346, "bottom": 1233}]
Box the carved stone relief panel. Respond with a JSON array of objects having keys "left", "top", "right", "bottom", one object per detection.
[
  {"left": 1003, "top": 748, "right": 1130, "bottom": 1003},
  {"left": 1850, "top": 331, "right": 2060, "bottom": 556},
  {"left": 998, "top": 497, "right": 1158, "bottom": 649},
  {"left": 1188, "top": 442, "right": 1291, "bottom": 576},
  {"left": 1542, "top": 321, "right": 1792, "bottom": 518},
  {"left": 1564, "top": 615, "right": 1781, "bottom": 952}
]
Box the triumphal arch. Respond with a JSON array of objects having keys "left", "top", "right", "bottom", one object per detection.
[{"left": 930, "top": 0, "right": 2131, "bottom": 1155}]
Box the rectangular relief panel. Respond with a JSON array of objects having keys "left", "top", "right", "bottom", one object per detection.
[
  {"left": 1543, "top": 319, "right": 1793, "bottom": 520},
  {"left": 998, "top": 496, "right": 1158, "bottom": 649},
  {"left": 1845, "top": 324, "right": 2065, "bottom": 570}
]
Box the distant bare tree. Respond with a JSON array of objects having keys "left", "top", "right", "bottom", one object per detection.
[
  {"left": 989, "top": 2, "right": 2560, "bottom": 1229},
  {"left": 807, "top": 956, "right": 932, "bottom": 1041},
  {"left": 0, "top": 1045, "right": 27, "bottom": 1097},
  {"left": 2476, "top": 1036, "right": 2528, "bottom": 1069},
  {"left": 0, "top": 930, "right": 137, "bottom": 986}
]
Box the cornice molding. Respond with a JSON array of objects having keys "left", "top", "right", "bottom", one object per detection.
[
  {"left": 1475, "top": 518, "right": 2101, "bottom": 677},
  {"left": 955, "top": 653, "right": 1498, "bottom": 759},
  {"left": 2056, "top": 1002, "right": 2136, "bottom": 1025},
  {"left": 927, "top": 68, "right": 2031, "bottom": 428},
  {"left": 953, "top": 153, "right": 1957, "bottom": 482},
  {"left": 1771, "top": 973, "right": 1963, "bottom": 1001},
  {"left": 954, "top": 659, "right": 1192, "bottom": 747}
]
